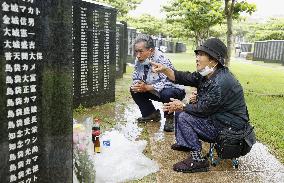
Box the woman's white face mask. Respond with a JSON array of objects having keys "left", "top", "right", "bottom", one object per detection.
[
  {"left": 198, "top": 64, "right": 217, "bottom": 76},
  {"left": 141, "top": 58, "right": 151, "bottom": 65}
]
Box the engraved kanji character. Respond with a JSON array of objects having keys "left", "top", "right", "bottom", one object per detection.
[
  {"left": 14, "top": 64, "right": 21, "bottom": 71},
  {"left": 9, "top": 174, "right": 17, "bottom": 182},
  {"left": 16, "top": 130, "right": 23, "bottom": 138},
  {"left": 17, "top": 140, "right": 24, "bottom": 149},
  {"left": 28, "top": 17, "right": 34, "bottom": 26},
  {"left": 21, "top": 52, "right": 29, "bottom": 60},
  {"left": 8, "top": 121, "right": 15, "bottom": 129},
  {"left": 20, "top": 17, "right": 27, "bottom": 25},
  {"left": 6, "top": 76, "right": 13, "bottom": 84},
  {"left": 3, "top": 27, "right": 11, "bottom": 36},
  {"left": 14, "top": 75, "right": 21, "bottom": 83},
  {"left": 15, "top": 86, "right": 22, "bottom": 94},
  {"left": 9, "top": 153, "right": 17, "bottom": 161},
  {"left": 16, "top": 119, "right": 23, "bottom": 127},
  {"left": 3, "top": 15, "right": 10, "bottom": 24},
  {"left": 11, "top": 28, "right": 20, "bottom": 37},
  {"left": 8, "top": 132, "right": 16, "bottom": 140},
  {"left": 9, "top": 143, "right": 16, "bottom": 151},
  {"left": 17, "top": 150, "right": 24, "bottom": 159},
  {"left": 4, "top": 40, "right": 12, "bottom": 48},
  {"left": 5, "top": 64, "right": 13, "bottom": 72},
  {"left": 2, "top": 2, "right": 9, "bottom": 12},
  {"left": 10, "top": 3, "right": 19, "bottom": 12},
  {"left": 11, "top": 16, "right": 19, "bottom": 25},
  {"left": 7, "top": 110, "right": 15, "bottom": 118}
]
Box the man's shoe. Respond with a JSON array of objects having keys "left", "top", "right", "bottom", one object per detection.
[
  {"left": 164, "top": 116, "right": 174, "bottom": 132},
  {"left": 173, "top": 157, "right": 209, "bottom": 173},
  {"left": 137, "top": 109, "right": 161, "bottom": 123},
  {"left": 171, "top": 143, "right": 192, "bottom": 152}
]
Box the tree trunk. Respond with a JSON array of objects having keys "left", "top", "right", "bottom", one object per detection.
[
  {"left": 195, "top": 35, "right": 199, "bottom": 48},
  {"left": 194, "top": 32, "right": 200, "bottom": 48},
  {"left": 225, "top": 0, "right": 235, "bottom": 66}
]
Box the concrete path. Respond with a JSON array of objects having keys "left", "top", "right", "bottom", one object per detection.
[{"left": 124, "top": 102, "right": 284, "bottom": 183}]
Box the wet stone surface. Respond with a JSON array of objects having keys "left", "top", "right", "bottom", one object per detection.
[{"left": 122, "top": 101, "right": 284, "bottom": 183}]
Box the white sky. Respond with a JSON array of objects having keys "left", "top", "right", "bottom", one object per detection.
[
  {"left": 129, "top": 0, "right": 284, "bottom": 19},
  {"left": 128, "top": 0, "right": 170, "bottom": 18}
]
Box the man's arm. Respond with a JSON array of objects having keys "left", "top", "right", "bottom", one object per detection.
[{"left": 132, "top": 64, "right": 141, "bottom": 85}]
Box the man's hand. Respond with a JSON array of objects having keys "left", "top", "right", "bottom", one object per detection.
[
  {"left": 150, "top": 61, "right": 166, "bottom": 73},
  {"left": 163, "top": 98, "right": 184, "bottom": 114},
  {"left": 189, "top": 90, "right": 198, "bottom": 104},
  {"left": 130, "top": 81, "right": 152, "bottom": 93}
]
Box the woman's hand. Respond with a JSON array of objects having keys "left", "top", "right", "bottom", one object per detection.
[
  {"left": 150, "top": 61, "right": 166, "bottom": 73},
  {"left": 163, "top": 98, "right": 184, "bottom": 114},
  {"left": 189, "top": 90, "right": 198, "bottom": 104}
]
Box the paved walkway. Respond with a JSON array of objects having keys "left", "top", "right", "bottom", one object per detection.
[
  {"left": 233, "top": 57, "right": 284, "bottom": 71},
  {"left": 124, "top": 102, "right": 284, "bottom": 183}
]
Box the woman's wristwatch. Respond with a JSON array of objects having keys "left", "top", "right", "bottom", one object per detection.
[{"left": 182, "top": 103, "right": 186, "bottom": 111}]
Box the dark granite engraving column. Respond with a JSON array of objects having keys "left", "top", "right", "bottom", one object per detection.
[
  {"left": 115, "top": 22, "right": 124, "bottom": 79},
  {"left": 37, "top": 0, "right": 73, "bottom": 182},
  {"left": 73, "top": 1, "right": 117, "bottom": 108},
  {"left": 0, "top": 0, "right": 73, "bottom": 182},
  {"left": 120, "top": 21, "right": 128, "bottom": 73}
]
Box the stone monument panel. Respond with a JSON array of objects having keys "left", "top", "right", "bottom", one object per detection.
[
  {"left": 1, "top": 0, "right": 73, "bottom": 182},
  {"left": 115, "top": 22, "right": 124, "bottom": 78},
  {"left": 72, "top": 0, "right": 117, "bottom": 108},
  {"left": 120, "top": 21, "right": 128, "bottom": 73},
  {"left": 253, "top": 41, "right": 267, "bottom": 61}
]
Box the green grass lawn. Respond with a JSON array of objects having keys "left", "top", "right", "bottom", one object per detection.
[{"left": 165, "top": 52, "right": 284, "bottom": 163}]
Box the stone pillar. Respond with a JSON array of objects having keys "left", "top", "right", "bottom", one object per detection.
[
  {"left": 72, "top": 0, "right": 117, "bottom": 108},
  {"left": 265, "top": 40, "right": 284, "bottom": 63},
  {"left": 115, "top": 22, "right": 124, "bottom": 79},
  {"left": 0, "top": 0, "right": 73, "bottom": 182},
  {"left": 240, "top": 43, "right": 252, "bottom": 52},
  {"left": 253, "top": 41, "right": 267, "bottom": 61},
  {"left": 127, "top": 27, "right": 136, "bottom": 63},
  {"left": 120, "top": 21, "right": 128, "bottom": 73}
]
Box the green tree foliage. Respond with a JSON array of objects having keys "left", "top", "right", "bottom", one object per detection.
[
  {"left": 235, "top": 18, "right": 284, "bottom": 42},
  {"left": 210, "top": 24, "right": 227, "bottom": 39},
  {"left": 94, "top": 0, "right": 142, "bottom": 18},
  {"left": 163, "top": 22, "right": 190, "bottom": 39},
  {"left": 124, "top": 14, "right": 189, "bottom": 39},
  {"left": 163, "top": 0, "right": 224, "bottom": 47},
  {"left": 124, "top": 14, "right": 163, "bottom": 35},
  {"left": 224, "top": 0, "right": 256, "bottom": 65}
]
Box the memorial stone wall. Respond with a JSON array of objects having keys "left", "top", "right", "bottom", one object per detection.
[
  {"left": 127, "top": 27, "right": 136, "bottom": 63},
  {"left": 115, "top": 22, "right": 124, "bottom": 78},
  {"left": 264, "top": 40, "right": 284, "bottom": 63},
  {"left": 72, "top": 0, "right": 117, "bottom": 108},
  {"left": 253, "top": 41, "right": 267, "bottom": 61},
  {"left": 120, "top": 21, "right": 128, "bottom": 73},
  {"left": 253, "top": 40, "right": 284, "bottom": 64},
  {"left": 240, "top": 43, "right": 252, "bottom": 52},
  {"left": 166, "top": 41, "right": 175, "bottom": 53},
  {"left": 176, "top": 42, "right": 186, "bottom": 53},
  {"left": 0, "top": 0, "right": 73, "bottom": 182}
]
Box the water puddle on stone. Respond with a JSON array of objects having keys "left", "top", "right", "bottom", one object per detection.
[
  {"left": 120, "top": 101, "right": 166, "bottom": 142},
  {"left": 74, "top": 100, "right": 284, "bottom": 182},
  {"left": 120, "top": 102, "right": 284, "bottom": 182}
]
